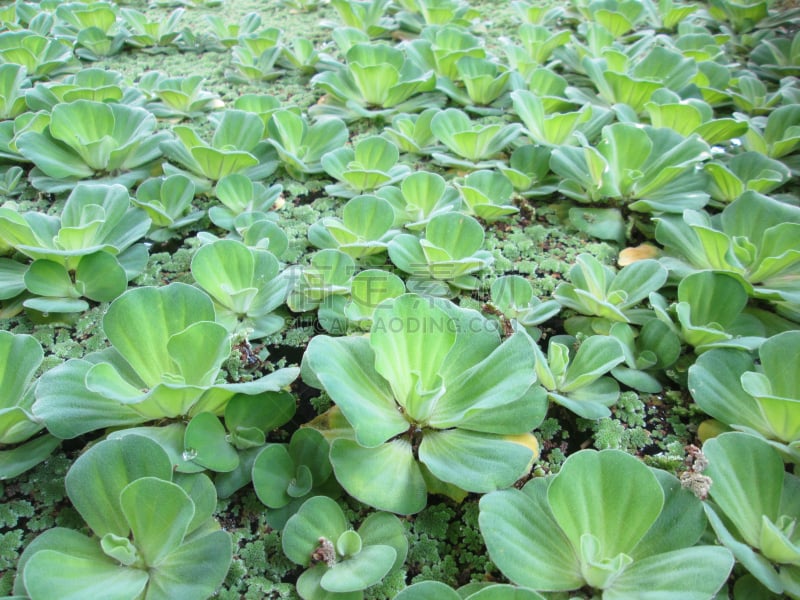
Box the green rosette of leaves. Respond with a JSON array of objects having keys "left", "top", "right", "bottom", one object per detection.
[
  {"left": 376, "top": 170, "right": 461, "bottom": 230},
  {"left": 405, "top": 25, "right": 485, "bottom": 81},
  {"left": 191, "top": 239, "right": 290, "bottom": 339},
  {"left": 266, "top": 109, "right": 349, "bottom": 180},
  {"left": 252, "top": 427, "right": 341, "bottom": 529},
  {"left": 24, "top": 68, "right": 133, "bottom": 112},
  {"left": 531, "top": 334, "right": 626, "bottom": 419},
  {"left": 282, "top": 495, "right": 408, "bottom": 599},
  {"left": 329, "top": 0, "right": 395, "bottom": 38},
  {"left": 286, "top": 249, "right": 355, "bottom": 334},
  {"left": 15, "top": 99, "right": 168, "bottom": 192},
  {"left": 310, "top": 41, "right": 439, "bottom": 121},
  {"left": 0, "top": 182, "right": 151, "bottom": 315},
  {"left": 0, "top": 331, "right": 60, "bottom": 479},
  {"left": 301, "top": 293, "right": 547, "bottom": 514},
  {"left": 132, "top": 174, "right": 204, "bottom": 242},
  {"left": 137, "top": 71, "right": 223, "bottom": 119},
  {"left": 321, "top": 136, "right": 411, "bottom": 198},
  {"left": 12, "top": 435, "right": 231, "bottom": 600},
  {"left": 553, "top": 253, "right": 668, "bottom": 331},
  {"left": 388, "top": 212, "right": 494, "bottom": 295},
  {"left": 702, "top": 432, "right": 800, "bottom": 596},
  {"left": 395, "top": 581, "right": 545, "bottom": 599},
  {"left": 429, "top": 107, "right": 524, "bottom": 169},
  {"left": 160, "top": 109, "right": 279, "bottom": 188},
  {"left": 479, "top": 449, "right": 734, "bottom": 598},
  {"left": 308, "top": 194, "right": 398, "bottom": 261},
  {"left": 120, "top": 8, "right": 186, "bottom": 50},
  {"left": 550, "top": 122, "right": 711, "bottom": 214},
  {"left": 655, "top": 191, "right": 800, "bottom": 305},
  {"left": 690, "top": 330, "right": 800, "bottom": 461},
  {"left": 32, "top": 282, "right": 299, "bottom": 438},
  {"left": 579, "top": 46, "right": 697, "bottom": 114},
  {"left": 0, "top": 63, "right": 29, "bottom": 121},
  {"left": 0, "top": 29, "right": 79, "bottom": 81}
]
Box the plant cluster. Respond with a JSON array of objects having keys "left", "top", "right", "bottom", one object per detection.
[{"left": 1, "top": 0, "right": 799, "bottom": 598}]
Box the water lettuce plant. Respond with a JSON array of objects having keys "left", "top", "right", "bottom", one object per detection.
[
  {"left": 704, "top": 151, "right": 791, "bottom": 205},
  {"left": 501, "top": 24, "right": 571, "bottom": 78},
  {"left": 204, "top": 12, "right": 263, "bottom": 47},
  {"left": 0, "top": 63, "right": 28, "bottom": 120},
  {"left": 655, "top": 191, "right": 800, "bottom": 304},
  {"left": 511, "top": 89, "right": 592, "bottom": 147},
  {"left": 286, "top": 249, "right": 355, "bottom": 331},
  {"left": 531, "top": 334, "right": 626, "bottom": 419},
  {"left": 742, "top": 103, "right": 800, "bottom": 160},
  {"left": 0, "top": 182, "right": 150, "bottom": 314},
  {"left": 578, "top": 46, "right": 697, "bottom": 114},
  {"left": 490, "top": 275, "right": 561, "bottom": 339},
  {"left": 321, "top": 136, "right": 411, "bottom": 198},
  {"left": 381, "top": 108, "right": 442, "bottom": 155},
  {"left": 229, "top": 29, "right": 284, "bottom": 82},
  {"left": 16, "top": 99, "right": 168, "bottom": 192},
  {"left": 436, "top": 56, "right": 511, "bottom": 113},
  {"left": 282, "top": 495, "right": 408, "bottom": 599},
  {"left": 549, "top": 122, "right": 711, "bottom": 214},
  {"left": 180, "top": 393, "right": 294, "bottom": 475},
  {"left": 329, "top": 0, "right": 395, "bottom": 38},
  {"left": 607, "top": 319, "right": 682, "bottom": 393},
  {"left": 689, "top": 331, "right": 800, "bottom": 460},
  {"left": 266, "top": 110, "right": 349, "bottom": 180},
  {"left": 376, "top": 170, "right": 461, "bottom": 230},
  {"left": 301, "top": 293, "right": 545, "bottom": 514},
  {"left": 308, "top": 194, "right": 397, "bottom": 261},
  {"left": 553, "top": 253, "right": 668, "bottom": 333},
  {"left": 479, "top": 449, "right": 734, "bottom": 597},
  {"left": 137, "top": 71, "right": 223, "bottom": 119},
  {"left": 24, "top": 67, "right": 134, "bottom": 110},
  {"left": 643, "top": 93, "right": 749, "bottom": 146},
  {"left": 454, "top": 170, "right": 518, "bottom": 221},
  {"left": 343, "top": 268, "right": 406, "bottom": 328},
  {"left": 499, "top": 143, "right": 559, "bottom": 197},
  {"left": 120, "top": 7, "right": 186, "bottom": 49},
  {"left": 388, "top": 213, "right": 494, "bottom": 294},
  {"left": 252, "top": 427, "right": 339, "bottom": 529},
  {"left": 0, "top": 29, "right": 79, "bottom": 80},
  {"left": 751, "top": 30, "right": 800, "bottom": 79},
  {"left": 572, "top": 0, "right": 647, "bottom": 36},
  {"left": 0, "top": 331, "right": 59, "bottom": 480},
  {"left": 405, "top": 25, "right": 485, "bottom": 81},
  {"left": 12, "top": 434, "right": 232, "bottom": 600},
  {"left": 395, "top": 581, "right": 545, "bottom": 600},
  {"left": 670, "top": 270, "right": 766, "bottom": 353},
  {"left": 702, "top": 432, "right": 800, "bottom": 596},
  {"left": 132, "top": 174, "right": 203, "bottom": 242},
  {"left": 0, "top": 165, "right": 24, "bottom": 198},
  {"left": 190, "top": 239, "right": 290, "bottom": 339},
  {"left": 278, "top": 37, "right": 321, "bottom": 75},
  {"left": 52, "top": 1, "right": 128, "bottom": 61},
  {"left": 161, "top": 109, "right": 278, "bottom": 187},
  {"left": 311, "top": 42, "right": 439, "bottom": 121},
  {"left": 397, "top": 0, "right": 480, "bottom": 31},
  {"left": 53, "top": 1, "right": 119, "bottom": 38},
  {"left": 32, "top": 282, "right": 299, "bottom": 438},
  {"left": 429, "top": 107, "right": 523, "bottom": 169},
  {"left": 206, "top": 174, "right": 284, "bottom": 233}
]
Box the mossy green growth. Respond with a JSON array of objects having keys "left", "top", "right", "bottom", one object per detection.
[
  {"left": 407, "top": 501, "right": 499, "bottom": 588},
  {"left": 0, "top": 451, "right": 79, "bottom": 588},
  {"left": 215, "top": 491, "right": 301, "bottom": 598},
  {"left": 484, "top": 221, "right": 617, "bottom": 298}
]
